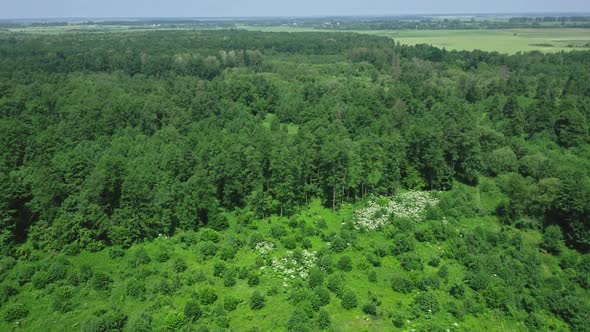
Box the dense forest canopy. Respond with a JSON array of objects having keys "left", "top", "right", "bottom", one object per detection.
[{"left": 0, "top": 29, "right": 589, "bottom": 331}]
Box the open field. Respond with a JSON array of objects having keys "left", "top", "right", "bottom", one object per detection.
[{"left": 238, "top": 26, "right": 590, "bottom": 53}]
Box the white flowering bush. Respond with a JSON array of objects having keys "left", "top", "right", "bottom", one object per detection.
[
  {"left": 257, "top": 249, "right": 317, "bottom": 287},
  {"left": 254, "top": 241, "right": 275, "bottom": 256},
  {"left": 354, "top": 191, "right": 439, "bottom": 230}
]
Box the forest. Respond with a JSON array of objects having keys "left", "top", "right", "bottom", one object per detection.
[{"left": 0, "top": 29, "right": 589, "bottom": 331}]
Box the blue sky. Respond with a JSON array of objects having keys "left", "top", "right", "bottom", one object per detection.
[{"left": 2, "top": 0, "right": 590, "bottom": 19}]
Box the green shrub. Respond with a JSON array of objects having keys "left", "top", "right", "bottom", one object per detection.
[
  {"left": 52, "top": 286, "right": 74, "bottom": 313},
  {"left": 392, "top": 234, "right": 416, "bottom": 255},
  {"left": 249, "top": 290, "right": 265, "bottom": 310},
  {"left": 82, "top": 308, "right": 127, "bottom": 332},
  {"left": 108, "top": 247, "right": 125, "bottom": 259},
  {"left": 247, "top": 273, "right": 260, "bottom": 287},
  {"left": 412, "top": 292, "right": 439, "bottom": 315},
  {"left": 200, "top": 287, "right": 218, "bottom": 305},
  {"left": 326, "top": 273, "right": 345, "bottom": 296},
  {"left": 154, "top": 246, "right": 171, "bottom": 263},
  {"left": 126, "top": 279, "right": 146, "bottom": 299},
  {"left": 129, "top": 248, "right": 151, "bottom": 267},
  {"left": 341, "top": 289, "right": 357, "bottom": 309},
  {"left": 164, "top": 311, "right": 185, "bottom": 331},
  {"left": 224, "top": 295, "right": 241, "bottom": 311},
  {"left": 184, "top": 300, "right": 202, "bottom": 322},
  {"left": 16, "top": 265, "right": 36, "bottom": 286},
  {"left": 542, "top": 225, "right": 564, "bottom": 254},
  {"left": 91, "top": 272, "right": 113, "bottom": 291},
  {"left": 199, "top": 241, "right": 218, "bottom": 257},
  {"left": 32, "top": 271, "right": 50, "bottom": 289},
  {"left": 362, "top": 302, "right": 377, "bottom": 316},
  {"left": 173, "top": 258, "right": 187, "bottom": 273},
  {"left": 330, "top": 236, "right": 348, "bottom": 253},
  {"left": 317, "top": 309, "right": 331, "bottom": 329},
  {"left": 0, "top": 284, "right": 17, "bottom": 304},
  {"left": 308, "top": 267, "right": 324, "bottom": 288},
  {"left": 399, "top": 253, "right": 423, "bottom": 271},
  {"left": 286, "top": 308, "right": 311, "bottom": 332},
  {"left": 3, "top": 303, "right": 28, "bottom": 322},
  {"left": 391, "top": 274, "right": 414, "bottom": 294},
  {"left": 337, "top": 256, "right": 352, "bottom": 271},
  {"left": 128, "top": 311, "right": 152, "bottom": 332}
]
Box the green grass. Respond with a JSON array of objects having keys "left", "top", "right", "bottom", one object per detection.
[{"left": 238, "top": 26, "right": 590, "bottom": 54}]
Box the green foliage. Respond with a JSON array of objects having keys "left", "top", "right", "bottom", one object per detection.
[
  {"left": 91, "top": 272, "right": 113, "bottom": 291},
  {"left": 83, "top": 308, "right": 127, "bottom": 332},
  {"left": 184, "top": 300, "right": 202, "bottom": 322},
  {"left": 249, "top": 290, "right": 265, "bottom": 310},
  {"left": 3, "top": 303, "right": 28, "bottom": 322},
  {"left": 542, "top": 225, "right": 565, "bottom": 254},
  {"left": 341, "top": 289, "right": 358, "bottom": 309}
]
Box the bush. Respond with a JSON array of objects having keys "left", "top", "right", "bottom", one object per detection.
[
  {"left": 270, "top": 224, "right": 287, "bottom": 239},
  {"left": 286, "top": 308, "right": 311, "bottom": 332},
  {"left": 391, "top": 274, "right": 414, "bottom": 294},
  {"left": 184, "top": 300, "right": 202, "bottom": 322},
  {"left": 249, "top": 290, "right": 265, "bottom": 310},
  {"left": 128, "top": 311, "right": 152, "bottom": 332},
  {"left": 164, "top": 311, "right": 185, "bottom": 331},
  {"left": 52, "top": 286, "right": 74, "bottom": 313},
  {"left": 173, "top": 258, "right": 187, "bottom": 273},
  {"left": 3, "top": 303, "right": 28, "bottom": 322},
  {"left": 91, "top": 272, "right": 113, "bottom": 291},
  {"left": 308, "top": 267, "right": 324, "bottom": 288},
  {"left": 399, "top": 253, "right": 423, "bottom": 271},
  {"left": 362, "top": 302, "right": 377, "bottom": 316},
  {"left": 224, "top": 295, "right": 241, "bottom": 311},
  {"left": 209, "top": 215, "right": 229, "bottom": 231},
  {"left": 108, "top": 247, "right": 125, "bottom": 259},
  {"left": 341, "top": 289, "right": 357, "bottom": 309},
  {"left": 199, "top": 241, "right": 218, "bottom": 258},
  {"left": 154, "top": 246, "right": 171, "bottom": 263},
  {"left": 129, "top": 248, "right": 151, "bottom": 267},
  {"left": 32, "top": 271, "right": 50, "bottom": 289},
  {"left": 82, "top": 308, "right": 127, "bottom": 332},
  {"left": 200, "top": 287, "right": 218, "bottom": 305},
  {"left": 337, "top": 256, "right": 353, "bottom": 271},
  {"left": 412, "top": 292, "right": 439, "bottom": 315},
  {"left": 392, "top": 234, "right": 416, "bottom": 255},
  {"left": 16, "top": 265, "right": 36, "bottom": 286},
  {"left": 542, "top": 225, "right": 564, "bottom": 254},
  {"left": 126, "top": 279, "right": 146, "bottom": 299},
  {"left": 247, "top": 273, "right": 260, "bottom": 287},
  {"left": 199, "top": 229, "right": 220, "bottom": 242},
  {"left": 313, "top": 287, "right": 331, "bottom": 307},
  {"left": 326, "top": 273, "right": 345, "bottom": 296},
  {"left": 330, "top": 236, "right": 348, "bottom": 253},
  {"left": 0, "top": 284, "right": 17, "bottom": 304},
  {"left": 282, "top": 237, "right": 297, "bottom": 250},
  {"left": 317, "top": 309, "right": 331, "bottom": 329}
]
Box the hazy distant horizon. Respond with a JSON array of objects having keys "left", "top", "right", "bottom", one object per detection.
[{"left": 2, "top": 0, "right": 590, "bottom": 20}]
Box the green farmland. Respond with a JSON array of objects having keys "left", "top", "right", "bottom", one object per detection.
[{"left": 239, "top": 26, "right": 590, "bottom": 53}]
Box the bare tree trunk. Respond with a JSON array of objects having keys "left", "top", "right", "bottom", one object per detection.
[{"left": 332, "top": 187, "right": 336, "bottom": 212}]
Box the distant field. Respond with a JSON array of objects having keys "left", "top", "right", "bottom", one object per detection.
[
  {"left": 4, "top": 24, "right": 590, "bottom": 53},
  {"left": 238, "top": 26, "right": 590, "bottom": 53}
]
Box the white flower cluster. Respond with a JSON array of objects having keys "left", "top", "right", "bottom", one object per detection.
[
  {"left": 266, "top": 250, "right": 317, "bottom": 286},
  {"left": 354, "top": 191, "right": 439, "bottom": 230},
  {"left": 254, "top": 241, "right": 275, "bottom": 256}
]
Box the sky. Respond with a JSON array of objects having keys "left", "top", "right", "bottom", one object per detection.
[{"left": 2, "top": 0, "right": 590, "bottom": 19}]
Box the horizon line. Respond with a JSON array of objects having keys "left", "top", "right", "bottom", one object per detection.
[{"left": 3, "top": 11, "right": 590, "bottom": 21}]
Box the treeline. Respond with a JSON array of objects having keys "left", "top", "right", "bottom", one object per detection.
[{"left": 0, "top": 30, "right": 589, "bottom": 254}]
